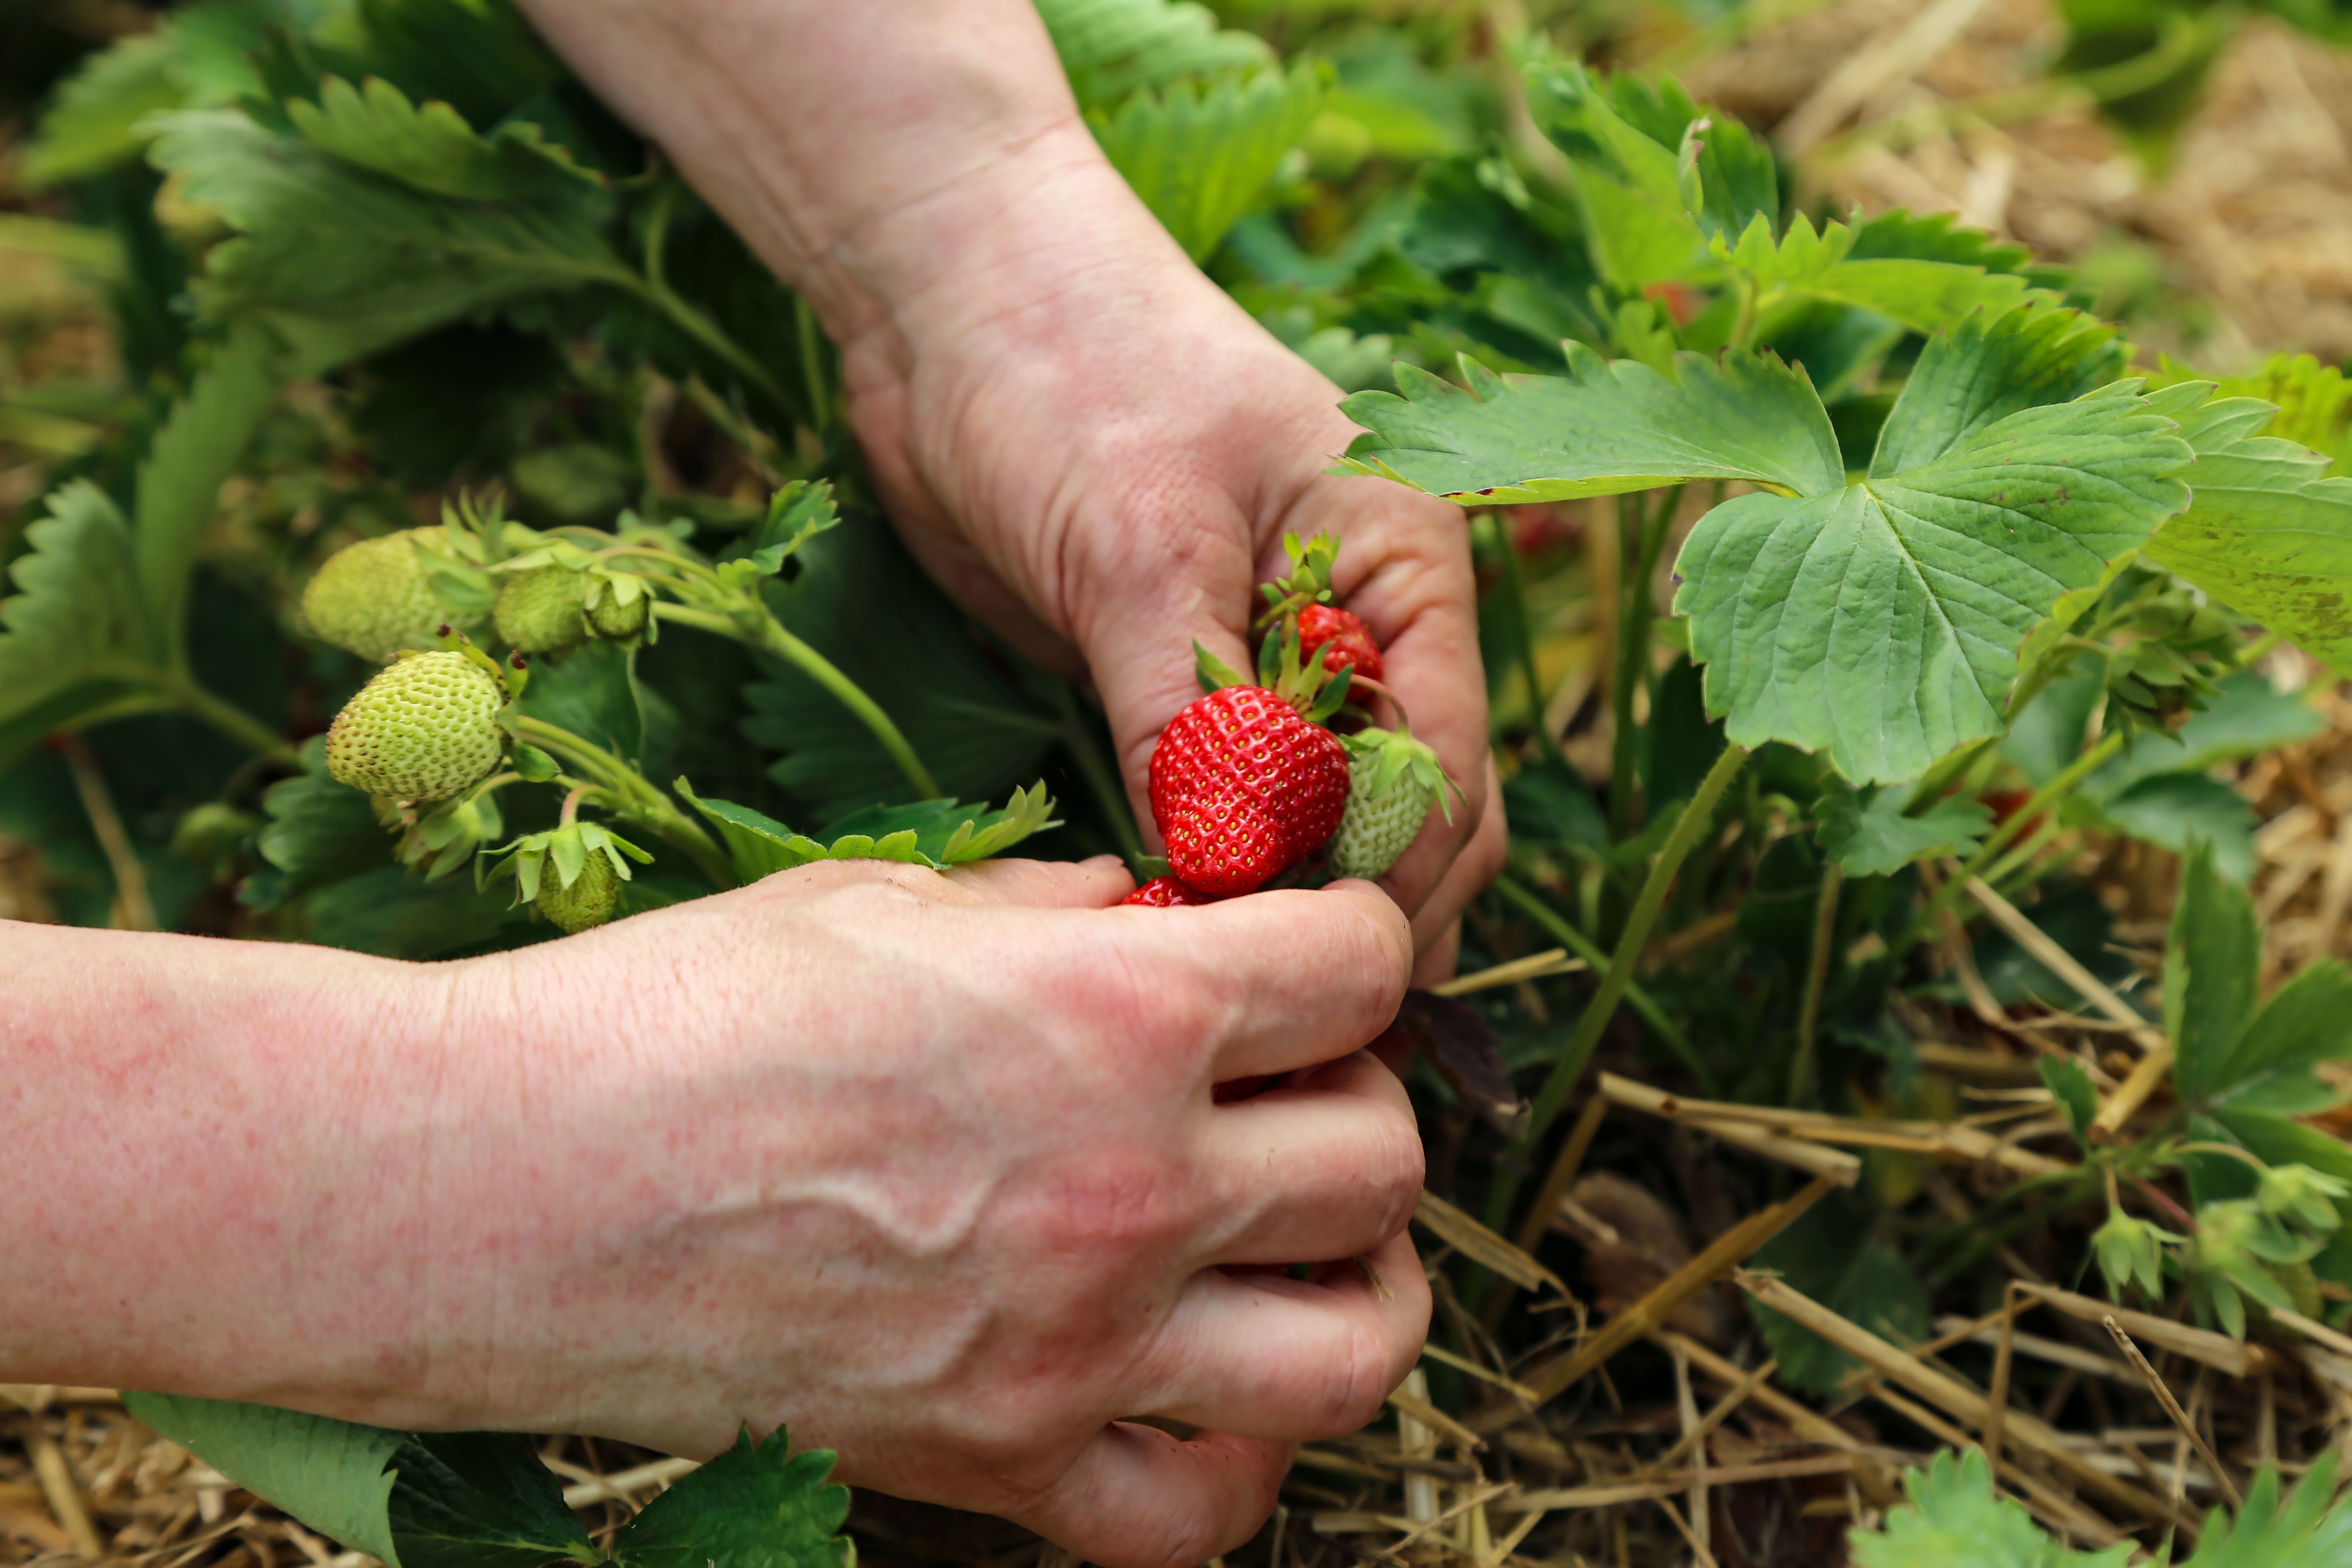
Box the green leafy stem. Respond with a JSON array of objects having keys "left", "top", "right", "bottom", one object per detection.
[{"left": 507, "top": 716, "right": 732, "bottom": 888}]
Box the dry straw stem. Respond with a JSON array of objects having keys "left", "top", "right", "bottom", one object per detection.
[
  {"left": 1430, "top": 948, "right": 1586, "bottom": 996},
  {"left": 1935, "top": 1314, "right": 2140, "bottom": 1384},
  {"left": 1962, "top": 876, "right": 2168, "bottom": 1053},
  {"left": 1653, "top": 1330, "right": 1904, "bottom": 1507},
  {"left": 2103, "top": 1315, "right": 2244, "bottom": 1510},
  {"left": 556, "top": 1456, "right": 697, "bottom": 1507},
  {"left": 2090, "top": 1043, "right": 2177, "bottom": 1144},
  {"left": 1596, "top": 1073, "right": 2070, "bottom": 1179},
  {"left": 1491, "top": 1175, "right": 1838, "bottom": 1425},
  {"left": 1386, "top": 1384, "right": 1485, "bottom": 1453},
  {"left": 1499, "top": 1453, "right": 1856, "bottom": 1511},
  {"left": 1513, "top": 1091, "right": 1613, "bottom": 1256},
  {"left": 2018, "top": 1282, "right": 2272, "bottom": 1377},
  {"left": 1866, "top": 1382, "right": 2131, "bottom": 1545},
  {"left": 1736, "top": 1270, "right": 2201, "bottom": 1534},
  {"left": 1414, "top": 1188, "right": 1574, "bottom": 1300}
]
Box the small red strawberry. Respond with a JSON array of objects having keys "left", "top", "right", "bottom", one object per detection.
[
  {"left": 1123, "top": 874, "right": 1220, "bottom": 907},
  {"left": 1148, "top": 640, "right": 1352, "bottom": 897},
  {"left": 1298, "top": 602, "right": 1384, "bottom": 683}
]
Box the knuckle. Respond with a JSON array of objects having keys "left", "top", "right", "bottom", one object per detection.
[
  {"left": 1312, "top": 1320, "right": 1396, "bottom": 1436},
  {"left": 1021, "top": 1154, "right": 1195, "bottom": 1261}
]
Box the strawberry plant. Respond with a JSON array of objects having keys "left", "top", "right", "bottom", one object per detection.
[{"left": 9, "top": 0, "right": 2352, "bottom": 1562}]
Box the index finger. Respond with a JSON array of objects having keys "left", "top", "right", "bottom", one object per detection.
[{"left": 1115, "top": 879, "right": 1412, "bottom": 1079}]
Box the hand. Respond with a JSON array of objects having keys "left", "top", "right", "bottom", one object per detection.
[
  {"left": 836, "top": 128, "right": 1503, "bottom": 959},
  {"left": 310, "top": 860, "right": 1426, "bottom": 1567},
  {"left": 512, "top": 0, "right": 1505, "bottom": 963}
]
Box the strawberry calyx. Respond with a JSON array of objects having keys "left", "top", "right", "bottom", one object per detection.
[
  {"left": 1255, "top": 530, "right": 1339, "bottom": 632},
  {"left": 1194, "top": 632, "right": 1355, "bottom": 722},
  {"left": 1341, "top": 724, "right": 1463, "bottom": 824}
]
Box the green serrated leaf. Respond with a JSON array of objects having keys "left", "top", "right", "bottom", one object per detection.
[
  {"left": 2168, "top": 841, "right": 2263, "bottom": 1104},
  {"left": 611, "top": 1427, "right": 851, "bottom": 1568},
  {"left": 1091, "top": 61, "right": 1329, "bottom": 261},
  {"left": 1035, "top": 0, "right": 1273, "bottom": 110},
  {"left": 675, "top": 778, "right": 809, "bottom": 882},
  {"left": 2142, "top": 389, "right": 2352, "bottom": 677},
  {"left": 24, "top": 30, "right": 192, "bottom": 187},
  {"left": 746, "top": 481, "right": 841, "bottom": 576},
  {"left": 137, "top": 322, "right": 281, "bottom": 648},
  {"left": 2177, "top": 1449, "right": 2352, "bottom": 1568},
  {"left": 1866, "top": 305, "right": 2125, "bottom": 478},
  {"left": 122, "top": 1394, "right": 405, "bottom": 1567},
  {"left": 1815, "top": 779, "right": 1991, "bottom": 876},
  {"left": 148, "top": 85, "right": 625, "bottom": 372},
  {"left": 1338, "top": 342, "right": 1844, "bottom": 503},
  {"left": 2202, "top": 958, "right": 2352, "bottom": 1116},
  {"left": 2040, "top": 1056, "right": 2100, "bottom": 1145},
  {"left": 1679, "top": 378, "right": 2188, "bottom": 783},
  {"left": 1848, "top": 1447, "right": 2132, "bottom": 1568},
  {"left": 286, "top": 76, "right": 604, "bottom": 203},
  {"left": 0, "top": 481, "right": 172, "bottom": 768},
  {"left": 248, "top": 737, "right": 393, "bottom": 907},
  {"left": 386, "top": 1433, "right": 599, "bottom": 1568}
]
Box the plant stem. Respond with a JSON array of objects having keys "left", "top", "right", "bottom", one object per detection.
[
  {"left": 509, "top": 715, "right": 733, "bottom": 888},
  {"left": 1899, "top": 729, "right": 2125, "bottom": 951},
  {"left": 1491, "top": 514, "right": 1567, "bottom": 767},
  {"left": 1488, "top": 743, "right": 1749, "bottom": 1234},
  {"left": 143, "top": 671, "right": 298, "bottom": 766},
  {"left": 654, "top": 602, "right": 943, "bottom": 800},
  {"left": 622, "top": 274, "right": 796, "bottom": 418},
  {"left": 1493, "top": 874, "right": 1718, "bottom": 1096},
  {"left": 1790, "top": 863, "right": 1845, "bottom": 1105},
  {"left": 1608, "top": 487, "right": 1675, "bottom": 839}
]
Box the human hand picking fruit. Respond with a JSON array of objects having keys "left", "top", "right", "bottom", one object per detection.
[{"left": 1129, "top": 536, "right": 1468, "bottom": 906}]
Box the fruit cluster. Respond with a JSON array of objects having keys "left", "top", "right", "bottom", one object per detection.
[{"left": 1127, "top": 534, "right": 1457, "bottom": 907}]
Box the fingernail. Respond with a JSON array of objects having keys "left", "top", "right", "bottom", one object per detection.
[{"left": 1082, "top": 854, "right": 1127, "bottom": 871}]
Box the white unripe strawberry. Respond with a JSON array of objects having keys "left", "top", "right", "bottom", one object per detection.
[
  {"left": 1327, "top": 726, "right": 1457, "bottom": 880},
  {"left": 325, "top": 651, "right": 506, "bottom": 803},
  {"left": 303, "top": 527, "right": 466, "bottom": 663}
]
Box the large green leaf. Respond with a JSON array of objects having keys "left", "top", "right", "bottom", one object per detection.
[
  {"left": 1035, "top": 0, "right": 1273, "bottom": 110},
  {"left": 1090, "top": 62, "right": 1328, "bottom": 261},
  {"left": 677, "top": 779, "right": 1058, "bottom": 882},
  {"left": 148, "top": 80, "right": 624, "bottom": 371},
  {"left": 122, "top": 1395, "right": 405, "bottom": 1567},
  {"left": 247, "top": 737, "right": 395, "bottom": 907},
  {"left": 2142, "top": 391, "right": 2352, "bottom": 677},
  {"left": 1678, "top": 380, "right": 2187, "bottom": 781},
  {"left": 1344, "top": 307, "right": 2188, "bottom": 782},
  {"left": 2165, "top": 841, "right": 2261, "bottom": 1103},
  {"left": 611, "top": 1428, "right": 851, "bottom": 1568},
  {"left": 0, "top": 482, "right": 171, "bottom": 767},
  {"left": 1848, "top": 1448, "right": 2132, "bottom": 1568},
  {"left": 137, "top": 322, "right": 281, "bottom": 648},
  {"left": 2206, "top": 959, "right": 2352, "bottom": 1116},
  {"left": 386, "top": 1433, "right": 598, "bottom": 1568},
  {"left": 1338, "top": 343, "right": 1845, "bottom": 503}
]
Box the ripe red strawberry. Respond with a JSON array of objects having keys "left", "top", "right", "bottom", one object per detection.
[
  {"left": 1149, "top": 683, "right": 1349, "bottom": 896},
  {"left": 1298, "top": 603, "right": 1384, "bottom": 683},
  {"left": 1122, "top": 874, "right": 1220, "bottom": 907}
]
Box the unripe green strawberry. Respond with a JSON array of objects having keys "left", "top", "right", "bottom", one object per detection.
[
  {"left": 303, "top": 527, "right": 462, "bottom": 663},
  {"left": 494, "top": 567, "right": 590, "bottom": 656},
  {"left": 485, "top": 818, "right": 650, "bottom": 934},
  {"left": 585, "top": 580, "right": 649, "bottom": 641},
  {"left": 536, "top": 851, "right": 619, "bottom": 934},
  {"left": 325, "top": 651, "right": 506, "bottom": 802},
  {"left": 1328, "top": 726, "right": 1457, "bottom": 880}
]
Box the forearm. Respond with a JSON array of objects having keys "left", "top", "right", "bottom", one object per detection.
[
  {"left": 0, "top": 924, "right": 466, "bottom": 1406},
  {"left": 512, "top": 0, "right": 1135, "bottom": 352}
]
